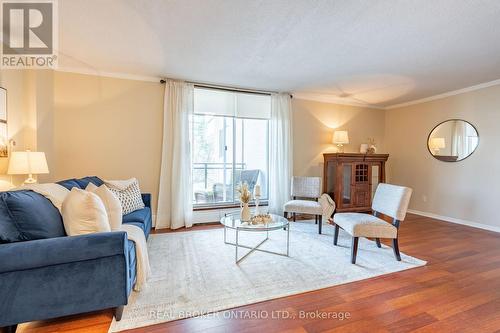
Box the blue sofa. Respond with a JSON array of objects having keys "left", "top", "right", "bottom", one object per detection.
[{"left": 0, "top": 176, "right": 152, "bottom": 333}]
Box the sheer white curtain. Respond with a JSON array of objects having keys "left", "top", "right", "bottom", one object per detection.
[
  {"left": 269, "top": 93, "right": 293, "bottom": 215},
  {"left": 451, "top": 120, "right": 467, "bottom": 159},
  {"left": 156, "top": 80, "right": 194, "bottom": 229}
]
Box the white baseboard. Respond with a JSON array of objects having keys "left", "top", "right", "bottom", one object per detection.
[
  {"left": 151, "top": 209, "right": 237, "bottom": 228},
  {"left": 193, "top": 207, "right": 241, "bottom": 224},
  {"left": 407, "top": 209, "right": 500, "bottom": 233},
  {"left": 193, "top": 206, "right": 269, "bottom": 224}
]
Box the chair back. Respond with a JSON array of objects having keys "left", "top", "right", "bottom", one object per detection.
[
  {"left": 372, "top": 183, "right": 412, "bottom": 221},
  {"left": 211, "top": 170, "right": 260, "bottom": 203},
  {"left": 234, "top": 169, "right": 260, "bottom": 193},
  {"left": 291, "top": 176, "right": 321, "bottom": 199}
]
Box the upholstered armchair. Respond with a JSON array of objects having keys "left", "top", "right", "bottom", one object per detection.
[
  {"left": 332, "top": 183, "right": 412, "bottom": 264},
  {"left": 283, "top": 176, "right": 324, "bottom": 234}
]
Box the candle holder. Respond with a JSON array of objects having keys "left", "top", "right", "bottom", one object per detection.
[{"left": 254, "top": 194, "right": 261, "bottom": 215}]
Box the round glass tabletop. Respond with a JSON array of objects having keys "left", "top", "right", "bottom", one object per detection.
[{"left": 220, "top": 213, "right": 289, "bottom": 231}]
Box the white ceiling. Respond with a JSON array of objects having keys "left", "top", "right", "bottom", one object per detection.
[{"left": 58, "top": 0, "right": 500, "bottom": 108}]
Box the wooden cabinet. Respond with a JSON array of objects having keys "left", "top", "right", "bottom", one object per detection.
[{"left": 323, "top": 153, "right": 389, "bottom": 213}]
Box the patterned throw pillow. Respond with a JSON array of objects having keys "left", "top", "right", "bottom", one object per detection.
[{"left": 105, "top": 178, "right": 145, "bottom": 215}]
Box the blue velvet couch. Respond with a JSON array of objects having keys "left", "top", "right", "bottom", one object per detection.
[{"left": 0, "top": 176, "right": 152, "bottom": 333}]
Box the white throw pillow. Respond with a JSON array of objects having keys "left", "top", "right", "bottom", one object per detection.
[
  {"left": 21, "top": 183, "right": 69, "bottom": 212},
  {"left": 85, "top": 182, "right": 98, "bottom": 192},
  {"left": 61, "top": 187, "right": 111, "bottom": 236},
  {"left": 105, "top": 178, "right": 145, "bottom": 215},
  {"left": 86, "top": 183, "right": 123, "bottom": 231}
]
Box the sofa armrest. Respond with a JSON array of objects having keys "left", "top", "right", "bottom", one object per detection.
[
  {"left": 0, "top": 232, "right": 128, "bottom": 273},
  {"left": 141, "top": 193, "right": 151, "bottom": 208}
]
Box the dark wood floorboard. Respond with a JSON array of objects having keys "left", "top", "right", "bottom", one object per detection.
[{"left": 17, "top": 213, "right": 500, "bottom": 333}]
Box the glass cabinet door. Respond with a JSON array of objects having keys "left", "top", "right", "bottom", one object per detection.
[
  {"left": 325, "top": 160, "right": 336, "bottom": 197},
  {"left": 342, "top": 164, "right": 352, "bottom": 206},
  {"left": 371, "top": 164, "right": 380, "bottom": 199}
]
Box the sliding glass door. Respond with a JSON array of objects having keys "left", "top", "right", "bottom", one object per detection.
[{"left": 192, "top": 88, "right": 270, "bottom": 207}]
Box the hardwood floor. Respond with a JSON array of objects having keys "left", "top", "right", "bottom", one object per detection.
[{"left": 17, "top": 214, "right": 500, "bottom": 333}]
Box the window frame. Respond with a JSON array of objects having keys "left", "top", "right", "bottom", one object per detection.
[{"left": 191, "top": 108, "right": 270, "bottom": 210}]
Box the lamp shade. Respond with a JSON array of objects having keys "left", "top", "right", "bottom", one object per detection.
[
  {"left": 429, "top": 137, "right": 446, "bottom": 149},
  {"left": 8, "top": 151, "right": 49, "bottom": 175},
  {"left": 333, "top": 130, "right": 349, "bottom": 144}
]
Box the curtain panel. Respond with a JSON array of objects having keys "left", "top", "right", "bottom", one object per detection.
[
  {"left": 268, "top": 93, "right": 293, "bottom": 215},
  {"left": 156, "top": 80, "right": 194, "bottom": 229}
]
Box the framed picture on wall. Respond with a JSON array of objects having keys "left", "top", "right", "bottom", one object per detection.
[{"left": 0, "top": 87, "right": 7, "bottom": 157}]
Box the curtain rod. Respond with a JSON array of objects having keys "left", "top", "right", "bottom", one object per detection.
[{"left": 159, "top": 79, "right": 292, "bottom": 98}]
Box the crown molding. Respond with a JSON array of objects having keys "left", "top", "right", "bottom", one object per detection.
[
  {"left": 292, "top": 92, "right": 385, "bottom": 110},
  {"left": 386, "top": 78, "right": 500, "bottom": 109},
  {"left": 54, "top": 68, "right": 500, "bottom": 110},
  {"left": 55, "top": 66, "right": 161, "bottom": 83}
]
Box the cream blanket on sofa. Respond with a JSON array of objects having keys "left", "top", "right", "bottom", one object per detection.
[
  {"left": 21, "top": 183, "right": 150, "bottom": 291},
  {"left": 121, "top": 223, "right": 151, "bottom": 291}
]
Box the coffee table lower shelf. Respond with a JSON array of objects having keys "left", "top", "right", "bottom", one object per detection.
[{"left": 223, "top": 222, "right": 290, "bottom": 264}]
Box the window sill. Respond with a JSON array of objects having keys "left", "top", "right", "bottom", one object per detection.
[{"left": 193, "top": 201, "right": 268, "bottom": 211}]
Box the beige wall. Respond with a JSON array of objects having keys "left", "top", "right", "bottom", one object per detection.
[
  {"left": 0, "top": 70, "right": 164, "bottom": 211},
  {"left": 385, "top": 84, "right": 500, "bottom": 229},
  {"left": 292, "top": 98, "right": 386, "bottom": 177},
  {"left": 0, "top": 70, "right": 40, "bottom": 185},
  {"left": 46, "top": 71, "right": 164, "bottom": 211},
  {"left": 34, "top": 70, "right": 55, "bottom": 183}
]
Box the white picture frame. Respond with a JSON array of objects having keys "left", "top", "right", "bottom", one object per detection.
[
  {"left": 0, "top": 87, "right": 6, "bottom": 121},
  {"left": 0, "top": 87, "right": 7, "bottom": 157}
]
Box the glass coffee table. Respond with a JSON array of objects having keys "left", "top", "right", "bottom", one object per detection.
[{"left": 221, "top": 213, "right": 290, "bottom": 264}]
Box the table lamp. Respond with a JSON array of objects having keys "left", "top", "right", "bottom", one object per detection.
[
  {"left": 333, "top": 130, "right": 349, "bottom": 152},
  {"left": 429, "top": 138, "right": 445, "bottom": 155},
  {"left": 7, "top": 150, "right": 49, "bottom": 184}
]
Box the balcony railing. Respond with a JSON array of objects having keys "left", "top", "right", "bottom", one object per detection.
[
  {"left": 193, "top": 162, "right": 246, "bottom": 189},
  {"left": 192, "top": 162, "right": 269, "bottom": 205}
]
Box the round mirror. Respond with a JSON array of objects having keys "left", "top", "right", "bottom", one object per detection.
[{"left": 427, "top": 119, "right": 479, "bottom": 162}]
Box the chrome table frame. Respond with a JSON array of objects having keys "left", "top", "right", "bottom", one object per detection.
[{"left": 222, "top": 215, "right": 290, "bottom": 264}]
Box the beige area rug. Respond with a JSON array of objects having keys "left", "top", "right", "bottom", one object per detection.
[{"left": 109, "top": 221, "right": 426, "bottom": 332}]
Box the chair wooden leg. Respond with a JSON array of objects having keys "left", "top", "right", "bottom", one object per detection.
[
  {"left": 351, "top": 237, "right": 359, "bottom": 264},
  {"left": 375, "top": 238, "right": 381, "bottom": 248},
  {"left": 392, "top": 238, "right": 401, "bottom": 261},
  {"left": 318, "top": 215, "right": 322, "bottom": 234},
  {"left": 1, "top": 325, "right": 18, "bottom": 333},
  {"left": 114, "top": 305, "right": 125, "bottom": 321},
  {"left": 293, "top": 213, "right": 296, "bottom": 222},
  {"left": 333, "top": 224, "right": 339, "bottom": 245},
  {"left": 315, "top": 215, "right": 318, "bottom": 224}
]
